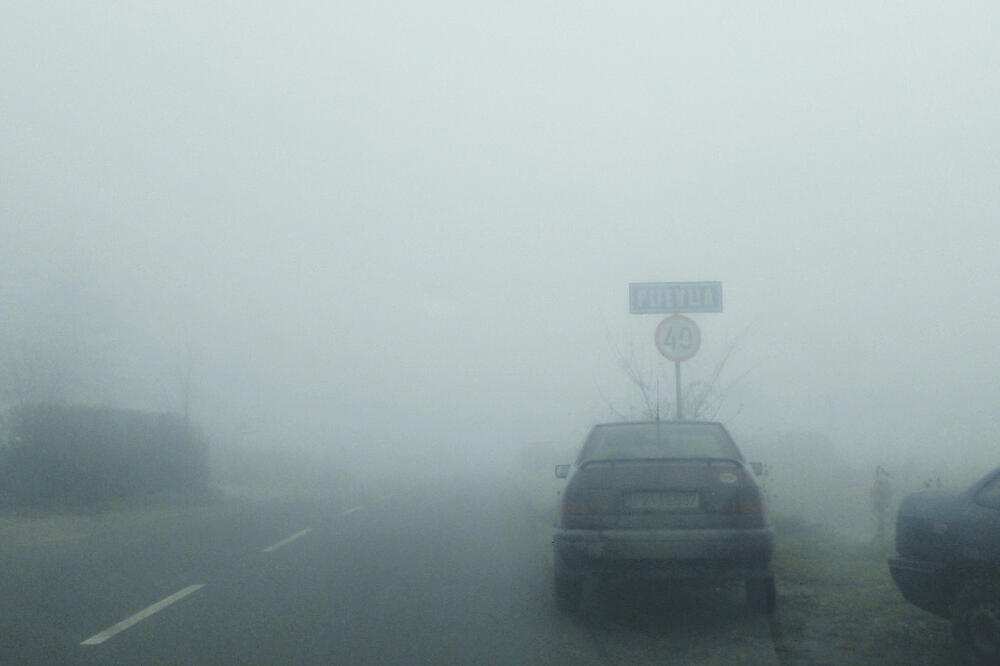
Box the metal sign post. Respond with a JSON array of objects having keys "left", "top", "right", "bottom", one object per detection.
[
  {"left": 654, "top": 314, "right": 701, "bottom": 419},
  {"left": 675, "top": 360, "right": 682, "bottom": 420}
]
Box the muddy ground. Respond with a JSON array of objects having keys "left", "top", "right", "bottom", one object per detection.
[{"left": 771, "top": 520, "right": 954, "bottom": 665}]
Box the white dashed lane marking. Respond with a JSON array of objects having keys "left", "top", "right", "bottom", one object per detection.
[
  {"left": 82, "top": 505, "right": 365, "bottom": 647},
  {"left": 262, "top": 528, "right": 312, "bottom": 553},
  {"left": 81, "top": 584, "right": 205, "bottom": 646}
]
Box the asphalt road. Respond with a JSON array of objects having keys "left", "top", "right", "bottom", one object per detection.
[{"left": 1, "top": 477, "right": 779, "bottom": 665}]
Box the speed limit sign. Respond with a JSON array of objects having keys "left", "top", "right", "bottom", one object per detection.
[{"left": 654, "top": 315, "right": 701, "bottom": 361}]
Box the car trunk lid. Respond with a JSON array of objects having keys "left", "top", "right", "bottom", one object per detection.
[{"left": 561, "top": 458, "right": 764, "bottom": 530}]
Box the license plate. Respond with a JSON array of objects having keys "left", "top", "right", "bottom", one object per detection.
[{"left": 625, "top": 491, "right": 699, "bottom": 511}]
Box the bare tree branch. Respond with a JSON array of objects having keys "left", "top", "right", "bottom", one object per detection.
[
  {"left": 608, "top": 325, "right": 750, "bottom": 422},
  {"left": 594, "top": 381, "right": 630, "bottom": 421}
]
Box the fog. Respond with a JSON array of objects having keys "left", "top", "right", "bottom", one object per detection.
[{"left": 4, "top": 2, "right": 1000, "bottom": 499}]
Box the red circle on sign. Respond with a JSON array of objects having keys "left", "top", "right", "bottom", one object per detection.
[{"left": 654, "top": 315, "right": 701, "bottom": 361}]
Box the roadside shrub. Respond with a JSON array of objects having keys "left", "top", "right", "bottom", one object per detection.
[{"left": 0, "top": 404, "right": 209, "bottom": 506}]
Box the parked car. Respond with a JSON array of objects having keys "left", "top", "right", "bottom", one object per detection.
[
  {"left": 890, "top": 465, "right": 1000, "bottom": 664},
  {"left": 552, "top": 420, "right": 775, "bottom": 614}
]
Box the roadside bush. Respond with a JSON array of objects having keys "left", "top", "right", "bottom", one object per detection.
[{"left": 0, "top": 404, "right": 209, "bottom": 506}]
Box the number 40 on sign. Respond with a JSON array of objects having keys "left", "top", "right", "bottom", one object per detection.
[{"left": 654, "top": 315, "right": 701, "bottom": 362}]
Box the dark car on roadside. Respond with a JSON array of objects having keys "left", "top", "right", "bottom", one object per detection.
[
  {"left": 890, "top": 465, "right": 1000, "bottom": 664},
  {"left": 552, "top": 420, "right": 775, "bottom": 614}
]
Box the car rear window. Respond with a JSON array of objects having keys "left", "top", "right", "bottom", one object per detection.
[{"left": 577, "top": 422, "right": 741, "bottom": 463}]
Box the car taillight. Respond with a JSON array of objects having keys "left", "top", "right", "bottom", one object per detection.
[
  {"left": 724, "top": 471, "right": 765, "bottom": 521},
  {"left": 560, "top": 489, "right": 612, "bottom": 528},
  {"left": 561, "top": 489, "right": 607, "bottom": 515},
  {"left": 562, "top": 501, "right": 598, "bottom": 515},
  {"left": 727, "top": 491, "right": 763, "bottom": 515}
]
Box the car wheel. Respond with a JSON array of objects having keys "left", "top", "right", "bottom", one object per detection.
[
  {"left": 746, "top": 575, "right": 776, "bottom": 615},
  {"left": 554, "top": 576, "right": 582, "bottom": 614},
  {"left": 952, "top": 577, "right": 1000, "bottom": 665}
]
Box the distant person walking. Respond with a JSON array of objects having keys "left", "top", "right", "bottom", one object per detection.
[{"left": 870, "top": 466, "right": 892, "bottom": 544}]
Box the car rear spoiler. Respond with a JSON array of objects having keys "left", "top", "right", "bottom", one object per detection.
[{"left": 578, "top": 457, "right": 744, "bottom": 470}]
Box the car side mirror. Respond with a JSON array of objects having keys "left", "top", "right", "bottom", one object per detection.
[
  {"left": 554, "top": 464, "right": 570, "bottom": 479},
  {"left": 750, "top": 461, "right": 765, "bottom": 476}
]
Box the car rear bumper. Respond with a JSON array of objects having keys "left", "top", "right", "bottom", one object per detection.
[
  {"left": 888, "top": 555, "right": 952, "bottom": 618},
  {"left": 553, "top": 527, "right": 774, "bottom": 581}
]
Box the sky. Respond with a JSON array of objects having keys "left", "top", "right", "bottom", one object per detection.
[{"left": 3, "top": 2, "right": 1000, "bottom": 474}]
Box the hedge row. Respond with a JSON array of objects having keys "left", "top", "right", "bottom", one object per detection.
[{"left": 0, "top": 403, "right": 209, "bottom": 506}]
